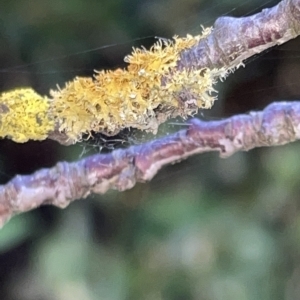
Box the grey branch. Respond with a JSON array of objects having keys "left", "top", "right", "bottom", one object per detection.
[
  {"left": 177, "top": 0, "right": 300, "bottom": 70},
  {"left": 1, "top": 0, "right": 300, "bottom": 227},
  {"left": 1, "top": 102, "right": 300, "bottom": 227}
]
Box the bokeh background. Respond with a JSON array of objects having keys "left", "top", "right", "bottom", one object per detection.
[{"left": 1, "top": 0, "right": 300, "bottom": 299}]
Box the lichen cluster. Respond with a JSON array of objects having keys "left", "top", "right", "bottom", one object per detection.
[
  {"left": 0, "top": 88, "right": 54, "bottom": 143},
  {"left": 0, "top": 28, "right": 220, "bottom": 144}
]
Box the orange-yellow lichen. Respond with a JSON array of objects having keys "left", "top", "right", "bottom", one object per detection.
[
  {"left": 0, "top": 28, "right": 223, "bottom": 144},
  {"left": 51, "top": 28, "right": 219, "bottom": 142},
  {"left": 0, "top": 88, "right": 54, "bottom": 143}
]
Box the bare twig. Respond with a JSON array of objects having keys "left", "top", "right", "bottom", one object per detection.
[
  {"left": 1, "top": 101, "right": 300, "bottom": 227},
  {"left": 177, "top": 0, "right": 300, "bottom": 70}
]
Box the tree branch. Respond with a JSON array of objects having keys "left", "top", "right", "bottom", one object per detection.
[
  {"left": 1, "top": 101, "right": 300, "bottom": 227},
  {"left": 48, "top": 0, "right": 300, "bottom": 144},
  {"left": 1, "top": 0, "right": 300, "bottom": 227},
  {"left": 177, "top": 0, "right": 300, "bottom": 70},
  {"left": 2, "top": 0, "right": 300, "bottom": 145}
]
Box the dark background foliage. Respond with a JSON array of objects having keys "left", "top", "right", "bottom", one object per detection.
[{"left": 1, "top": 0, "right": 300, "bottom": 299}]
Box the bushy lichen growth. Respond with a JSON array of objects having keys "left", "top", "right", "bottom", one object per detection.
[
  {"left": 0, "top": 28, "right": 222, "bottom": 144},
  {"left": 0, "top": 88, "right": 54, "bottom": 143}
]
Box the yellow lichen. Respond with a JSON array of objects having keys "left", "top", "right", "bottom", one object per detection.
[
  {"left": 51, "top": 28, "right": 218, "bottom": 142},
  {"left": 0, "top": 28, "right": 222, "bottom": 144},
  {"left": 0, "top": 88, "right": 54, "bottom": 143}
]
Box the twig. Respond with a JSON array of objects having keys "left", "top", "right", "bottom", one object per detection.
[
  {"left": 1, "top": 0, "right": 300, "bottom": 227},
  {"left": 1, "top": 101, "right": 300, "bottom": 227},
  {"left": 1, "top": 0, "right": 300, "bottom": 145},
  {"left": 49, "top": 0, "right": 300, "bottom": 144},
  {"left": 178, "top": 0, "right": 300, "bottom": 70}
]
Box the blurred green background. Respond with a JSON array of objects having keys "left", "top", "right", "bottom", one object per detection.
[{"left": 1, "top": 0, "right": 300, "bottom": 299}]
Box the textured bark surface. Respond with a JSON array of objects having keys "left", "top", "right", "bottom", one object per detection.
[{"left": 177, "top": 0, "right": 300, "bottom": 70}]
